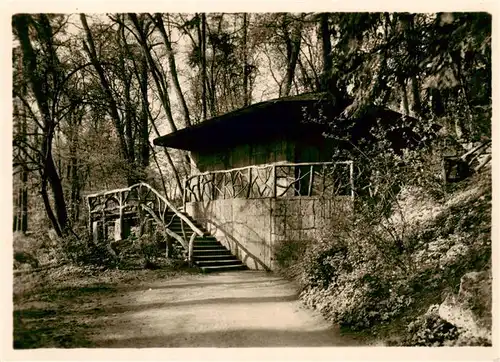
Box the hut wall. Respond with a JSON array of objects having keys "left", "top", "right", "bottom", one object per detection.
[{"left": 191, "top": 139, "right": 295, "bottom": 173}]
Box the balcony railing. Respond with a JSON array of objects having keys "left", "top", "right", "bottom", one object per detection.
[{"left": 183, "top": 161, "right": 354, "bottom": 204}]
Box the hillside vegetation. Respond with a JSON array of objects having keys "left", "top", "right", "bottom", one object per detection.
[{"left": 276, "top": 166, "right": 492, "bottom": 346}]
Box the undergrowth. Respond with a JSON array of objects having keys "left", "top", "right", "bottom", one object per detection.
[
  {"left": 13, "top": 223, "right": 190, "bottom": 272},
  {"left": 274, "top": 161, "right": 491, "bottom": 346}
]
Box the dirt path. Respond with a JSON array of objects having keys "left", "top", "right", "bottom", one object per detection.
[{"left": 70, "top": 270, "right": 360, "bottom": 347}]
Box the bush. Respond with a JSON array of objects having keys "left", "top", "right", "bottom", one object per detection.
[
  {"left": 280, "top": 157, "right": 491, "bottom": 339},
  {"left": 404, "top": 305, "right": 459, "bottom": 346},
  {"left": 135, "top": 234, "right": 164, "bottom": 269},
  {"left": 274, "top": 239, "right": 310, "bottom": 279},
  {"left": 14, "top": 250, "right": 39, "bottom": 269},
  {"left": 13, "top": 231, "right": 60, "bottom": 269},
  {"left": 59, "top": 233, "right": 118, "bottom": 268}
]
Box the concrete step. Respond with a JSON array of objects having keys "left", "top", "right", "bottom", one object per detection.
[
  {"left": 193, "top": 240, "right": 221, "bottom": 247},
  {"left": 194, "top": 235, "right": 219, "bottom": 242},
  {"left": 195, "top": 259, "right": 243, "bottom": 267},
  {"left": 193, "top": 254, "right": 237, "bottom": 261},
  {"left": 192, "top": 249, "right": 232, "bottom": 256},
  {"left": 161, "top": 210, "right": 246, "bottom": 273},
  {"left": 199, "top": 264, "right": 248, "bottom": 273},
  {"left": 192, "top": 243, "right": 227, "bottom": 250},
  {"left": 167, "top": 221, "right": 204, "bottom": 228},
  {"left": 167, "top": 227, "right": 206, "bottom": 235}
]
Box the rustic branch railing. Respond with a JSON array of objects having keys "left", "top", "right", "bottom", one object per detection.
[
  {"left": 183, "top": 161, "right": 354, "bottom": 204},
  {"left": 86, "top": 182, "right": 204, "bottom": 264}
]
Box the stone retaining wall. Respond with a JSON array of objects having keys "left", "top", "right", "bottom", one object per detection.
[{"left": 186, "top": 196, "right": 352, "bottom": 270}]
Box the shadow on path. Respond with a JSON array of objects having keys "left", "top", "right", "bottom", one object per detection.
[
  {"left": 14, "top": 271, "right": 365, "bottom": 348},
  {"left": 95, "top": 328, "right": 360, "bottom": 347},
  {"left": 132, "top": 278, "right": 290, "bottom": 291}
]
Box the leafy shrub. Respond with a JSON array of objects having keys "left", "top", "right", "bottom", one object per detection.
[
  {"left": 301, "top": 241, "right": 349, "bottom": 289},
  {"left": 274, "top": 239, "right": 309, "bottom": 279},
  {"left": 404, "top": 305, "right": 459, "bottom": 346},
  {"left": 136, "top": 234, "right": 164, "bottom": 268},
  {"left": 13, "top": 231, "right": 63, "bottom": 269},
  {"left": 14, "top": 251, "right": 39, "bottom": 269},
  {"left": 60, "top": 233, "right": 118, "bottom": 268},
  {"left": 286, "top": 159, "right": 491, "bottom": 339}
]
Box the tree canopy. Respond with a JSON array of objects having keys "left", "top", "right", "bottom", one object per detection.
[{"left": 12, "top": 12, "right": 491, "bottom": 236}]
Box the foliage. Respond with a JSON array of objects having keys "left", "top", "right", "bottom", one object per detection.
[
  {"left": 275, "top": 161, "right": 491, "bottom": 341},
  {"left": 12, "top": 14, "right": 491, "bottom": 325},
  {"left": 274, "top": 239, "right": 310, "bottom": 280},
  {"left": 12, "top": 12, "right": 491, "bottom": 240},
  {"left": 134, "top": 234, "right": 165, "bottom": 269},
  {"left": 404, "top": 305, "right": 460, "bottom": 346}
]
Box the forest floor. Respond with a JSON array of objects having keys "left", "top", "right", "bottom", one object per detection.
[{"left": 13, "top": 266, "right": 367, "bottom": 348}]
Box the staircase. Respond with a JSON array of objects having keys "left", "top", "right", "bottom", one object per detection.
[
  {"left": 165, "top": 210, "right": 247, "bottom": 273},
  {"left": 86, "top": 182, "right": 247, "bottom": 274}
]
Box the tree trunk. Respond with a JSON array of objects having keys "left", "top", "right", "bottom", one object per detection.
[
  {"left": 41, "top": 175, "right": 62, "bottom": 237},
  {"left": 153, "top": 13, "right": 191, "bottom": 128},
  {"left": 13, "top": 97, "right": 29, "bottom": 233},
  {"left": 410, "top": 76, "right": 422, "bottom": 117},
  {"left": 139, "top": 56, "right": 150, "bottom": 169},
  {"left": 44, "top": 135, "right": 69, "bottom": 234},
  {"left": 68, "top": 116, "right": 80, "bottom": 223},
  {"left": 200, "top": 13, "right": 208, "bottom": 119},
  {"left": 281, "top": 14, "right": 303, "bottom": 97},
  {"left": 128, "top": 13, "right": 178, "bottom": 133},
  {"left": 401, "top": 14, "right": 422, "bottom": 118},
  {"left": 242, "top": 13, "right": 249, "bottom": 106},
  {"left": 150, "top": 121, "right": 184, "bottom": 195},
  {"left": 400, "top": 79, "right": 410, "bottom": 116},
  {"left": 124, "top": 73, "right": 137, "bottom": 184},
  {"left": 297, "top": 57, "right": 314, "bottom": 92},
  {"left": 80, "top": 14, "right": 130, "bottom": 160},
  {"left": 319, "top": 13, "right": 332, "bottom": 92},
  {"left": 121, "top": 32, "right": 184, "bottom": 194},
  {"left": 13, "top": 14, "right": 70, "bottom": 236}
]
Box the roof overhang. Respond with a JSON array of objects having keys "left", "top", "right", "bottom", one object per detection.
[{"left": 153, "top": 93, "right": 337, "bottom": 152}]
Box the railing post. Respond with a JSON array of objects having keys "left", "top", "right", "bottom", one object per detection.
[
  {"left": 322, "top": 164, "right": 326, "bottom": 197},
  {"left": 308, "top": 165, "right": 314, "bottom": 196},
  {"left": 247, "top": 167, "right": 252, "bottom": 199},
  {"left": 211, "top": 173, "right": 216, "bottom": 200},
  {"left": 87, "top": 197, "right": 92, "bottom": 238},
  {"left": 188, "top": 232, "right": 196, "bottom": 267},
  {"left": 118, "top": 192, "right": 124, "bottom": 240},
  {"left": 273, "top": 165, "right": 277, "bottom": 198},
  {"left": 197, "top": 175, "right": 202, "bottom": 202},
  {"left": 349, "top": 161, "right": 355, "bottom": 201},
  {"left": 182, "top": 177, "right": 187, "bottom": 211},
  {"left": 223, "top": 173, "right": 227, "bottom": 199},
  {"left": 101, "top": 206, "right": 106, "bottom": 243}
]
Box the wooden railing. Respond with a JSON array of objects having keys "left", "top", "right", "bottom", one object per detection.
[
  {"left": 183, "top": 161, "right": 354, "bottom": 204},
  {"left": 86, "top": 182, "right": 204, "bottom": 264}
]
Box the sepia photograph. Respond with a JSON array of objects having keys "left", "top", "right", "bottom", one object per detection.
[{"left": 10, "top": 11, "right": 493, "bottom": 351}]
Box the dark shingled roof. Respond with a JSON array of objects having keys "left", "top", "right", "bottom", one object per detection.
[
  {"left": 153, "top": 93, "right": 336, "bottom": 152},
  {"left": 153, "top": 92, "right": 432, "bottom": 154}
]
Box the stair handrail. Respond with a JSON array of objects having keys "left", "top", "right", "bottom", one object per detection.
[
  {"left": 87, "top": 182, "right": 205, "bottom": 237},
  {"left": 137, "top": 182, "right": 204, "bottom": 237},
  {"left": 140, "top": 204, "right": 188, "bottom": 250},
  {"left": 87, "top": 182, "right": 204, "bottom": 265}
]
